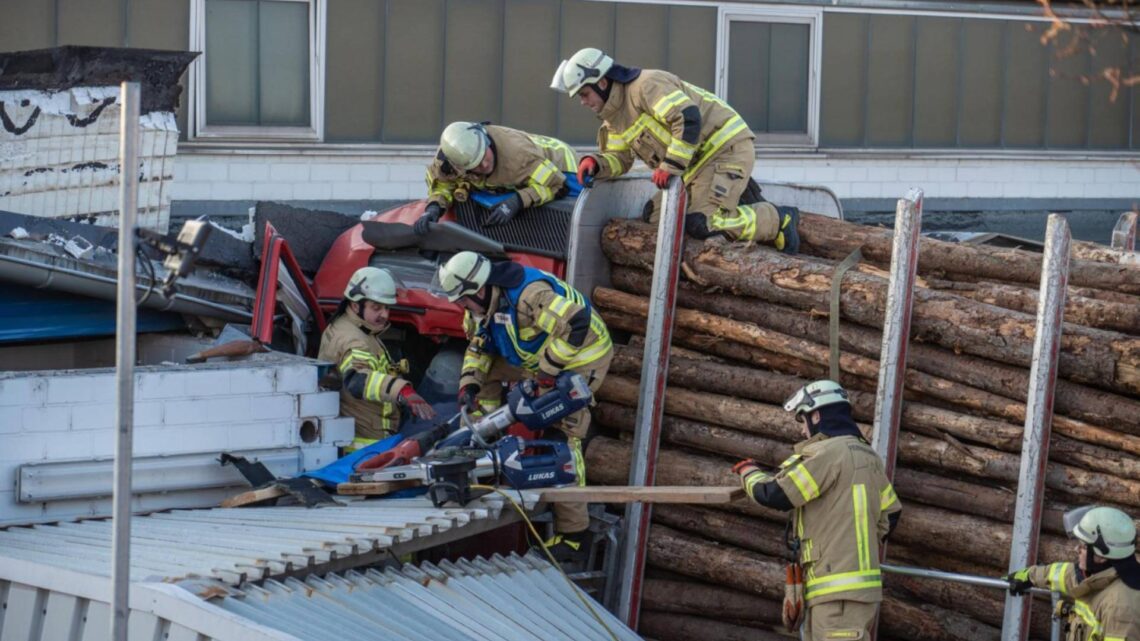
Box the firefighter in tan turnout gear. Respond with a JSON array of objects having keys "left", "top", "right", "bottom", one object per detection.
[
  {"left": 319, "top": 267, "right": 436, "bottom": 451},
  {"left": 1007, "top": 505, "right": 1140, "bottom": 641},
  {"left": 552, "top": 47, "right": 800, "bottom": 252},
  {"left": 413, "top": 122, "right": 578, "bottom": 234},
  {"left": 734, "top": 380, "right": 902, "bottom": 640},
  {"left": 437, "top": 251, "right": 613, "bottom": 562}
]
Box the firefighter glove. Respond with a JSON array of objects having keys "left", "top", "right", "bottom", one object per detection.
[
  {"left": 458, "top": 384, "right": 480, "bottom": 414},
  {"left": 414, "top": 202, "right": 444, "bottom": 236},
  {"left": 577, "top": 157, "right": 599, "bottom": 186},
  {"left": 487, "top": 193, "right": 523, "bottom": 226},
  {"left": 1006, "top": 568, "right": 1033, "bottom": 595},
  {"left": 534, "top": 372, "right": 557, "bottom": 390},
  {"left": 652, "top": 167, "right": 673, "bottom": 189},
  {"left": 399, "top": 386, "right": 437, "bottom": 421},
  {"left": 732, "top": 459, "right": 761, "bottom": 477}
]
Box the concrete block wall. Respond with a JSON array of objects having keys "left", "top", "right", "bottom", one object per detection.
[
  {"left": 171, "top": 148, "right": 1140, "bottom": 205},
  {"left": 0, "top": 354, "right": 351, "bottom": 526}
]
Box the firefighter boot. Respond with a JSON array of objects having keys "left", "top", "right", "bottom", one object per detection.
[
  {"left": 543, "top": 530, "right": 590, "bottom": 566},
  {"left": 776, "top": 206, "right": 800, "bottom": 254}
]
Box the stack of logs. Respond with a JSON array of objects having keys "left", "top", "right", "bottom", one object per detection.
[{"left": 589, "top": 215, "right": 1140, "bottom": 641}]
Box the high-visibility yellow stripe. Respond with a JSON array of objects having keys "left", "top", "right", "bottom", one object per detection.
[
  {"left": 600, "top": 153, "right": 624, "bottom": 174},
  {"left": 345, "top": 437, "right": 379, "bottom": 453},
  {"left": 548, "top": 338, "right": 578, "bottom": 362},
  {"left": 786, "top": 462, "right": 821, "bottom": 503},
  {"left": 779, "top": 454, "right": 803, "bottom": 469},
  {"left": 852, "top": 484, "right": 871, "bottom": 571},
  {"left": 1070, "top": 599, "right": 1102, "bottom": 639},
  {"left": 666, "top": 138, "right": 696, "bottom": 163},
  {"left": 1047, "top": 562, "right": 1072, "bottom": 595},
  {"left": 340, "top": 349, "right": 381, "bottom": 374},
  {"left": 606, "top": 134, "right": 630, "bottom": 151},
  {"left": 743, "top": 470, "right": 774, "bottom": 501},
  {"left": 364, "top": 371, "right": 393, "bottom": 402},
  {"left": 880, "top": 484, "right": 899, "bottom": 510},
  {"left": 804, "top": 569, "right": 881, "bottom": 592},
  {"left": 570, "top": 437, "right": 587, "bottom": 487},
  {"left": 683, "top": 115, "right": 749, "bottom": 181},
  {"left": 463, "top": 351, "right": 493, "bottom": 374},
  {"left": 652, "top": 89, "right": 690, "bottom": 120},
  {"left": 532, "top": 183, "right": 553, "bottom": 203},
  {"left": 530, "top": 159, "right": 557, "bottom": 185}
]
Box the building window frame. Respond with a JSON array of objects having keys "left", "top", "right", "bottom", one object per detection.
[
  {"left": 187, "top": 0, "right": 326, "bottom": 142},
  {"left": 716, "top": 4, "right": 823, "bottom": 148}
]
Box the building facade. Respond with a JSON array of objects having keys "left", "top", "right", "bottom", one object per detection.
[{"left": 2, "top": 0, "right": 1137, "bottom": 221}]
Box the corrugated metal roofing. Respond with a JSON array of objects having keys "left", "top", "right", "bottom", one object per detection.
[
  {"left": 204, "top": 552, "right": 642, "bottom": 641},
  {"left": 0, "top": 494, "right": 535, "bottom": 585}
]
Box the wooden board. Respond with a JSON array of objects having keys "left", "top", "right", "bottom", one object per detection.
[
  {"left": 221, "top": 485, "right": 287, "bottom": 508},
  {"left": 336, "top": 480, "right": 422, "bottom": 496},
  {"left": 538, "top": 485, "right": 745, "bottom": 504}
]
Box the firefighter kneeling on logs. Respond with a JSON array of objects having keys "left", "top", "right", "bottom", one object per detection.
[
  {"left": 436, "top": 251, "right": 613, "bottom": 563},
  {"left": 1007, "top": 505, "right": 1140, "bottom": 641},
  {"left": 733, "top": 380, "right": 902, "bottom": 640}
]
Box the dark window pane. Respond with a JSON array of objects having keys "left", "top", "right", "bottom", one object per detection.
[
  {"left": 259, "top": 0, "right": 310, "bottom": 126},
  {"left": 502, "top": 0, "right": 559, "bottom": 136},
  {"left": 1087, "top": 27, "right": 1130, "bottom": 149},
  {"left": 821, "top": 13, "right": 867, "bottom": 146},
  {"left": 206, "top": 0, "right": 258, "bottom": 125},
  {"left": 728, "top": 21, "right": 808, "bottom": 134},
  {"left": 383, "top": 0, "right": 444, "bottom": 142},
  {"left": 1045, "top": 37, "right": 1090, "bottom": 148},
  {"left": 769, "top": 23, "right": 810, "bottom": 133},
  {"left": 444, "top": 0, "right": 503, "bottom": 126},
  {"left": 1003, "top": 21, "right": 1046, "bottom": 148},
  {"left": 913, "top": 17, "right": 959, "bottom": 147},
  {"left": 667, "top": 6, "right": 716, "bottom": 90},
  {"left": 325, "top": 0, "right": 384, "bottom": 142},
  {"left": 728, "top": 21, "right": 771, "bottom": 132},
  {"left": 557, "top": 0, "right": 616, "bottom": 145},
  {"left": 865, "top": 15, "right": 914, "bottom": 146},
  {"left": 959, "top": 19, "right": 1002, "bottom": 147}
]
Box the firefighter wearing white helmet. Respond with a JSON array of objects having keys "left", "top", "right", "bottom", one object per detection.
[
  {"left": 318, "top": 267, "right": 436, "bottom": 450},
  {"left": 437, "top": 251, "right": 612, "bottom": 562},
  {"left": 1008, "top": 505, "right": 1140, "bottom": 641},
  {"left": 413, "top": 122, "right": 578, "bottom": 234},
  {"left": 552, "top": 47, "right": 801, "bottom": 252},
  {"left": 733, "top": 380, "right": 901, "bottom": 639}
]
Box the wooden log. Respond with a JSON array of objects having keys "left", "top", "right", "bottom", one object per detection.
[
  {"left": 597, "top": 288, "right": 1140, "bottom": 455},
  {"left": 653, "top": 504, "right": 793, "bottom": 561},
  {"left": 611, "top": 265, "right": 1140, "bottom": 435},
  {"left": 926, "top": 277, "right": 1140, "bottom": 335},
  {"left": 1071, "top": 239, "right": 1140, "bottom": 266},
  {"left": 648, "top": 523, "right": 1001, "bottom": 641},
  {"left": 602, "top": 219, "right": 1140, "bottom": 395},
  {"left": 642, "top": 579, "right": 783, "bottom": 624},
  {"left": 638, "top": 611, "right": 788, "bottom": 641},
  {"left": 794, "top": 210, "right": 1140, "bottom": 295},
  {"left": 538, "top": 485, "right": 743, "bottom": 504}
]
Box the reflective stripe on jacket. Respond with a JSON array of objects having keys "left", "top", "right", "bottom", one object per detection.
[{"left": 1026, "top": 564, "right": 1140, "bottom": 641}]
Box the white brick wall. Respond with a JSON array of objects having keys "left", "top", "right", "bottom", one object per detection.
[
  {"left": 172, "top": 149, "right": 1140, "bottom": 204},
  {"left": 0, "top": 355, "right": 341, "bottom": 526}
]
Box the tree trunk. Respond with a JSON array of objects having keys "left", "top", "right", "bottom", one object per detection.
[
  {"left": 653, "top": 504, "right": 793, "bottom": 561},
  {"left": 885, "top": 570, "right": 1055, "bottom": 640},
  {"left": 601, "top": 219, "right": 1140, "bottom": 395},
  {"left": 610, "top": 265, "right": 1140, "bottom": 436},
  {"left": 1071, "top": 239, "right": 1140, "bottom": 266},
  {"left": 642, "top": 579, "right": 784, "bottom": 624},
  {"left": 794, "top": 210, "right": 1140, "bottom": 295},
  {"left": 596, "top": 287, "right": 1140, "bottom": 457},
  {"left": 638, "top": 611, "right": 788, "bottom": 641}
]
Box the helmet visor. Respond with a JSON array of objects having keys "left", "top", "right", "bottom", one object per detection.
[
  {"left": 783, "top": 387, "right": 811, "bottom": 416},
  {"left": 1063, "top": 505, "right": 1097, "bottom": 542},
  {"left": 550, "top": 59, "right": 572, "bottom": 93}
]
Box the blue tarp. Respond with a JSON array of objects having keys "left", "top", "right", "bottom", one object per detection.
[{"left": 0, "top": 285, "right": 185, "bottom": 343}]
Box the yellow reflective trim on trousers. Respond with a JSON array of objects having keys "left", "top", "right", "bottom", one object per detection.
[
  {"left": 804, "top": 569, "right": 882, "bottom": 601},
  {"left": 682, "top": 116, "right": 749, "bottom": 181},
  {"left": 786, "top": 462, "right": 821, "bottom": 503},
  {"left": 853, "top": 484, "right": 871, "bottom": 571},
  {"left": 570, "top": 437, "right": 587, "bottom": 487},
  {"left": 1070, "top": 599, "right": 1103, "bottom": 640},
  {"left": 600, "top": 153, "right": 624, "bottom": 174},
  {"left": 709, "top": 205, "right": 757, "bottom": 241},
  {"left": 1047, "top": 562, "right": 1072, "bottom": 595},
  {"left": 880, "top": 484, "right": 899, "bottom": 510}
]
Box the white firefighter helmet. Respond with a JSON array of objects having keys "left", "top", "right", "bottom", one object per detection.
[
  {"left": 551, "top": 47, "right": 614, "bottom": 96},
  {"left": 783, "top": 380, "right": 850, "bottom": 418},
  {"left": 344, "top": 267, "right": 398, "bottom": 305},
  {"left": 1063, "top": 505, "right": 1137, "bottom": 560},
  {"left": 437, "top": 251, "right": 491, "bottom": 302},
  {"left": 440, "top": 122, "right": 489, "bottom": 171}
]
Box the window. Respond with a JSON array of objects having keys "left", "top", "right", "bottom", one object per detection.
[
  {"left": 189, "top": 0, "right": 325, "bottom": 140},
  {"left": 717, "top": 6, "right": 822, "bottom": 147}
]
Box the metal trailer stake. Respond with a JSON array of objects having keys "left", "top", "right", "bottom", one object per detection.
[
  {"left": 1111, "top": 211, "right": 1137, "bottom": 251},
  {"left": 872, "top": 188, "right": 923, "bottom": 479},
  {"left": 1001, "top": 213, "right": 1070, "bottom": 641},
  {"left": 110, "top": 81, "right": 140, "bottom": 641},
  {"left": 616, "top": 179, "right": 686, "bottom": 628}
]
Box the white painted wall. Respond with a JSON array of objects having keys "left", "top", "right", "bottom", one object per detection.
[
  {"left": 171, "top": 147, "right": 1140, "bottom": 205},
  {"left": 0, "top": 356, "right": 353, "bottom": 526}
]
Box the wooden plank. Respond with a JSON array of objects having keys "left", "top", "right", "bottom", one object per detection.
[
  {"left": 538, "top": 486, "right": 745, "bottom": 504},
  {"left": 220, "top": 485, "right": 286, "bottom": 508},
  {"left": 336, "top": 480, "right": 422, "bottom": 496}
]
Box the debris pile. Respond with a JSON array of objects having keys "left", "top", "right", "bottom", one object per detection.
[{"left": 590, "top": 215, "right": 1140, "bottom": 641}]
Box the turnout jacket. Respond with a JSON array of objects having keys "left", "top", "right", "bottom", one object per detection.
[
  {"left": 426, "top": 125, "right": 577, "bottom": 210},
  {"left": 318, "top": 309, "right": 410, "bottom": 440},
  {"left": 587, "top": 69, "right": 753, "bottom": 183},
  {"left": 744, "top": 433, "right": 902, "bottom": 605},
  {"left": 1023, "top": 563, "right": 1140, "bottom": 641},
  {"left": 460, "top": 267, "right": 611, "bottom": 388}
]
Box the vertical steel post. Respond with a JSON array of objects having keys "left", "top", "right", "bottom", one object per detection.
[
  {"left": 871, "top": 188, "right": 923, "bottom": 479},
  {"left": 1001, "top": 213, "right": 1070, "bottom": 641},
  {"left": 616, "top": 179, "right": 686, "bottom": 628},
  {"left": 110, "top": 81, "right": 140, "bottom": 641},
  {"left": 1111, "top": 211, "right": 1137, "bottom": 251}
]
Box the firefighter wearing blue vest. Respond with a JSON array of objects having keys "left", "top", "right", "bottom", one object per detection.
[{"left": 437, "top": 251, "right": 613, "bottom": 562}]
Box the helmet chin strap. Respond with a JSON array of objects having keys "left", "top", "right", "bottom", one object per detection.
[
  {"left": 352, "top": 301, "right": 390, "bottom": 335},
  {"left": 1084, "top": 544, "right": 1112, "bottom": 575}
]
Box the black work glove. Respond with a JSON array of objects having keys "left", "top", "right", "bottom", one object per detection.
[
  {"left": 458, "top": 384, "right": 480, "bottom": 414},
  {"left": 486, "top": 193, "right": 523, "bottom": 226},
  {"left": 413, "top": 202, "right": 444, "bottom": 235},
  {"left": 1006, "top": 568, "right": 1033, "bottom": 596}
]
